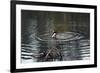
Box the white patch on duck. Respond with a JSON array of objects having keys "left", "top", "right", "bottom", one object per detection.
[{"left": 52, "top": 33, "right": 57, "bottom": 38}]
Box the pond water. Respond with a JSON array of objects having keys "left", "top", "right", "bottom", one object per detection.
[
  {"left": 21, "top": 32, "right": 90, "bottom": 63},
  {"left": 21, "top": 10, "right": 90, "bottom": 63}
]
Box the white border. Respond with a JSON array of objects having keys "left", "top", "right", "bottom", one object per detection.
[{"left": 16, "top": 4, "right": 94, "bottom": 69}]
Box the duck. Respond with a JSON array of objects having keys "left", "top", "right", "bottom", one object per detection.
[{"left": 52, "top": 31, "right": 57, "bottom": 39}]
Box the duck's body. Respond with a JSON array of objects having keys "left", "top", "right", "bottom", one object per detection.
[{"left": 52, "top": 32, "right": 57, "bottom": 38}]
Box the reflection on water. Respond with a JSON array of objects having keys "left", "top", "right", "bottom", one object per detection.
[
  {"left": 21, "top": 10, "right": 90, "bottom": 63},
  {"left": 21, "top": 32, "right": 90, "bottom": 63}
]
